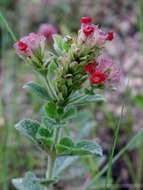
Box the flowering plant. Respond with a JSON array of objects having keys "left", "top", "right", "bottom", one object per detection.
[{"left": 12, "top": 17, "right": 121, "bottom": 190}]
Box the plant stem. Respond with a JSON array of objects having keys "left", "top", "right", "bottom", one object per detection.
[
  {"left": 46, "top": 127, "right": 61, "bottom": 189},
  {"left": 45, "top": 76, "right": 58, "bottom": 101},
  {"left": 47, "top": 155, "right": 56, "bottom": 179}
]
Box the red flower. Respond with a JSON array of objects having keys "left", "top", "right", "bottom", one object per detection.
[
  {"left": 106, "top": 32, "right": 114, "bottom": 41},
  {"left": 80, "top": 16, "right": 92, "bottom": 24},
  {"left": 85, "top": 62, "right": 96, "bottom": 74},
  {"left": 18, "top": 41, "right": 28, "bottom": 51},
  {"left": 90, "top": 71, "right": 107, "bottom": 84},
  {"left": 83, "top": 25, "right": 94, "bottom": 36}
]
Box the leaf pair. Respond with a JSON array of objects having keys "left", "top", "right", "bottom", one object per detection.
[
  {"left": 15, "top": 119, "right": 54, "bottom": 153},
  {"left": 56, "top": 137, "right": 103, "bottom": 157},
  {"left": 44, "top": 102, "right": 77, "bottom": 122}
]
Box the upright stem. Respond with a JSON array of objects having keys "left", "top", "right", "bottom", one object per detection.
[
  {"left": 46, "top": 155, "right": 56, "bottom": 179},
  {"left": 45, "top": 76, "right": 58, "bottom": 101},
  {"left": 45, "top": 127, "right": 61, "bottom": 189}
]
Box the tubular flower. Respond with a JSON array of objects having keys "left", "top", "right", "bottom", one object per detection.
[
  {"left": 90, "top": 71, "right": 107, "bottom": 84},
  {"left": 38, "top": 23, "right": 57, "bottom": 40},
  {"left": 106, "top": 32, "right": 114, "bottom": 41},
  {"left": 84, "top": 62, "right": 96, "bottom": 74},
  {"left": 83, "top": 25, "right": 95, "bottom": 37},
  {"left": 96, "top": 56, "right": 122, "bottom": 85},
  {"left": 14, "top": 33, "right": 46, "bottom": 57},
  {"left": 80, "top": 16, "right": 92, "bottom": 24}
]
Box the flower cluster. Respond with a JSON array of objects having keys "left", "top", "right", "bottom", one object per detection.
[
  {"left": 14, "top": 17, "right": 121, "bottom": 101},
  {"left": 85, "top": 56, "right": 121, "bottom": 86},
  {"left": 78, "top": 16, "right": 113, "bottom": 46}
]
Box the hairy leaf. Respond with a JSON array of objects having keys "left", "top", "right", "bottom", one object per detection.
[
  {"left": 15, "top": 119, "right": 40, "bottom": 142},
  {"left": 23, "top": 81, "right": 51, "bottom": 101}
]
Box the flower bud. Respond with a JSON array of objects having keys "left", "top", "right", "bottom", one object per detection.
[
  {"left": 38, "top": 24, "right": 57, "bottom": 40},
  {"left": 80, "top": 16, "right": 92, "bottom": 24}
]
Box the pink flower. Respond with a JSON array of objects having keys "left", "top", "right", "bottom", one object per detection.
[
  {"left": 93, "top": 29, "right": 107, "bottom": 46},
  {"left": 14, "top": 33, "right": 46, "bottom": 57},
  {"left": 106, "top": 32, "right": 114, "bottom": 41},
  {"left": 83, "top": 25, "right": 95, "bottom": 37},
  {"left": 84, "top": 62, "right": 96, "bottom": 74},
  {"left": 96, "top": 56, "right": 122, "bottom": 85},
  {"left": 90, "top": 71, "right": 107, "bottom": 84},
  {"left": 38, "top": 24, "right": 57, "bottom": 40}
]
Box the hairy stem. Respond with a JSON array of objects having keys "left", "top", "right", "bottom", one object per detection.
[
  {"left": 46, "top": 127, "right": 61, "bottom": 189},
  {"left": 45, "top": 76, "right": 58, "bottom": 101}
]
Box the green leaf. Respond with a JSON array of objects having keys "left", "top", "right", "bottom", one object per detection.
[
  {"left": 76, "top": 140, "right": 103, "bottom": 156},
  {"left": 59, "top": 137, "right": 74, "bottom": 147},
  {"left": 37, "top": 137, "right": 53, "bottom": 152},
  {"left": 23, "top": 81, "right": 51, "bottom": 101},
  {"left": 48, "top": 62, "right": 57, "bottom": 80},
  {"left": 56, "top": 137, "right": 74, "bottom": 155},
  {"left": 40, "top": 177, "right": 58, "bottom": 186},
  {"left": 36, "top": 127, "right": 54, "bottom": 152},
  {"left": 44, "top": 102, "right": 58, "bottom": 119},
  {"left": 15, "top": 119, "right": 40, "bottom": 142},
  {"left": 12, "top": 172, "right": 44, "bottom": 190},
  {"left": 36, "top": 126, "right": 53, "bottom": 139},
  {"left": 56, "top": 144, "right": 71, "bottom": 155},
  {"left": 53, "top": 34, "right": 64, "bottom": 55},
  {"left": 53, "top": 156, "right": 79, "bottom": 176},
  {"left": 56, "top": 137, "right": 103, "bottom": 157},
  {"left": 63, "top": 106, "right": 77, "bottom": 120},
  {"left": 69, "top": 94, "right": 105, "bottom": 105},
  {"left": 12, "top": 172, "right": 57, "bottom": 190}
]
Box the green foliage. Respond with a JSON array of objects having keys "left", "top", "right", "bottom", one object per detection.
[
  {"left": 62, "top": 106, "right": 77, "bottom": 120},
  {"left": 69, "top": 93, "right": 105, "bottom": 105},
  {"left": 56, "top": 137, "right": 103, "bottom": 156},
  {"left": 53, "top": 156, "right": 79, "bottom": 176},
  {"left": 12, "top": 172, "right": 57, "bottom": 190},
  {"left": 53, "top": 34, "right": 64, "bottom": 55},
  {"left": 36, "top": 127, "right": 54, "bottom": 152},
  {"left": 15, "top": 119, "right": 40, "bottom": 143},
  {"left": 23, "top": 82, "right": 52, "bottom": 101},
  {"left": 44, "top": 102, "right": 58, "bottom": 119},
  {"left": 48, "top": 62, "right": 57, "bottom": 80}
]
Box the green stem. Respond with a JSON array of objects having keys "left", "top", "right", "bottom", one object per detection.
[
  {"left": 45, "top": 76, "right": 58, "bottom": 101},
  {"left": 46, "top": 155, "right": 56, "bottom": 179},
  {"left": 46, "top": 127, "right": 61, "bottom": 189}
]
